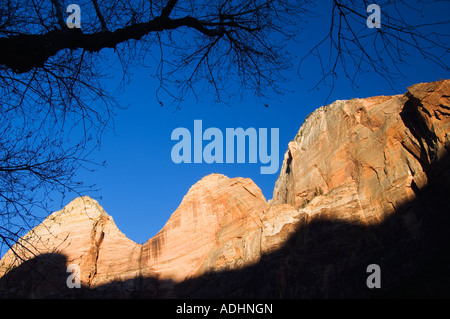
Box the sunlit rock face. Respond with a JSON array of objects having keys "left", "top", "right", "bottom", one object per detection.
[
  {"left": 0, "top": 197, "right": 142, "bottom": 297},
  {"left": 1, "top": 80, "right": 449, "bottom": 298},
  {"left": 273, "top": 80, "right": 450, "bottom": 225},
  {"left": 140, "top": 174, "right": 269, "bottom": 283}
]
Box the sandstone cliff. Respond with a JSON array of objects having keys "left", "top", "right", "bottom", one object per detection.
[{"left": 1, "top": 80, "right": 449, "bottom": 298}]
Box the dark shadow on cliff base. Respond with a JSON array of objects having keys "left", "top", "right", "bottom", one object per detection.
[
  {"left": 176, "top": 151, "right": 450, "bottom": 299},
  {"left": 1, "top": 150, "right": 449, "bottom": 299}
]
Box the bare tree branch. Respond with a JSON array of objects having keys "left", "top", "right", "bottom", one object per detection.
[
  {"left": 298, "top": 0, "right": 450, "bottom": 103},
  {"left": 161, "top": 0, "right": 179, "bottom": 18},
  {"left": 91, "top": 0, "right": 108, "bottom": 31},
  {"left": 50, "top": 0, "right": 65, "bottom": 29}
]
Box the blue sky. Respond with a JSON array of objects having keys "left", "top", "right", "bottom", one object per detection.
[{"left": 52, "top": 2, "right": 450, "bottom": 245}]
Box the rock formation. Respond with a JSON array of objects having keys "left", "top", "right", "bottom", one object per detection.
[{"left": 1, "top": 79, "right": 449, "bottom": 298}]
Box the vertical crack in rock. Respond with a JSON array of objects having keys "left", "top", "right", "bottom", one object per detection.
[
  {"left": 285, "top": 149, "right": 293, "bottom": 175},
  {"left": 135, "top": 245, "right": 144, "bottom": 294},
  {"left": 88, "top": 217, "right": 105, "bottom": 287},
  {"left": 400, "top": 97, "right": 438, "bottom": 166},
  {"left": 150, "top": 229, "right": 166, "bottom": 262}
]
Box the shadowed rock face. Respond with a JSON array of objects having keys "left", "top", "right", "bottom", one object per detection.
[{"left": 1, "top": 80, "right": 449, "bottom": 298}]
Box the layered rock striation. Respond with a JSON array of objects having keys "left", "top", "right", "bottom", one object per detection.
[{"left": 1, "top": 80, "right": 449, "bottom": 298}]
